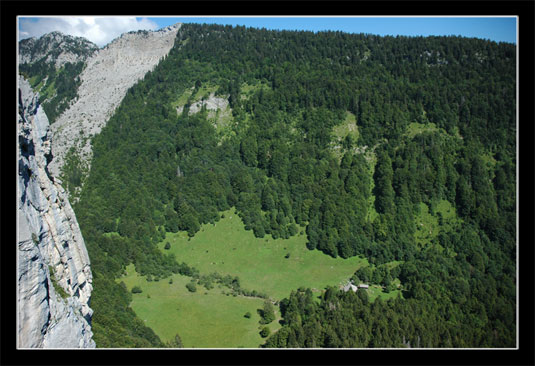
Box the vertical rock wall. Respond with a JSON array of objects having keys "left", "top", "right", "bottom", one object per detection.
[{"left": 18, "top": 77, "right": 95, "bottom": 348}]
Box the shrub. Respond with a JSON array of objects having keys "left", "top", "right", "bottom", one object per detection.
[
  {"left": 132, "top": 286, "right": 142, "bottom": 294},
  {"left": 186, "top": 282, "right": 197, "bottom": 292},
  {"left": 164, "top": 242, "right": 171, "bottom": 250},
  {"left": 244, "top": 312, "right": 252, "bottom": 319},
  {"left": 48, "top": 266, "right": 69, "bottom": 300},
  {"left": 260, "top": 326, "right": 271, "bottom": 338}
]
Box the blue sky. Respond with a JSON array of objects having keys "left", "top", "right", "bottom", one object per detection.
[{"left": 19, "top": 16, "right": 517, "bottom": 47}]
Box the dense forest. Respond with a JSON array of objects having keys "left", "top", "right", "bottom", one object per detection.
[{"left": 61, "top": 24, "right": 515, "bottom": 347}]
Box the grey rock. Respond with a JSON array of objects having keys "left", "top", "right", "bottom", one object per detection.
[{"left": 18, "top": 77, "right": 95, "bottom": 348}]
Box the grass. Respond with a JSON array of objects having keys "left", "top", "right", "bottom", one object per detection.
[
  {"left": 332, "top": 111, "right": 359, "bottom": 143},
  {"left": 366, "top": 284, "right": 402, "bottom": 302},
  {"left": 121, "top": 208, "right": 404, "bottom": 347},
  {"left": 414, "top": 199, "right": 462, "bottom": 247},
  {"left": 49, "top": 266, "right": 69, "bottom": 300},
  {"left": 404, "top": 122, "right": 441, "bottom": 139},
  {"left": 240, "top": 81, "right": 271, "bottom": 100},
  {"left": 330, "top": 112, "right": 359, "bottom": 161},
  {"left": 192, "top": 84, "right": 219, "bottom": 101},
  {"left": 207, "top": 104, "right": 234, "bottom": 138},
  {"left": 119, "top": 264, "right": 279, "bottom": 348},
  {"left": 171, "top": 88, "right": 193, "bottom": 110},
  {"left": 159, "top": 209, "right": 368, "bottom": 301},
  {"left": 40, "top": 79, "right": 56, "bottom": 101}
]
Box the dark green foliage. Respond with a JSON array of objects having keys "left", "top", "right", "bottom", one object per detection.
[
  {"left": 131, "top": 286, "right": 142, "bottom": 294},
  {"left": 73, "top": 23, "right": 515, "bottom": 348},
  {"left": 244, "top": 312, "right": 252, "bottom": 319},
  {"left": 259, "top": 300, "right": 276, "bottom": 324},
  {"left": 164, "top": 242, "right": 171, "bottom": 250},
  {"left": 260, "top": 326, "right": 271, "bottom": 338},
  {"left": 48, "top": 266, "right": 69, "bottom": 300},
  {"left": 374, "top": 151, "right": 395, "bottom": 214},
  {"left": 20, "top": 61, "right": 86, "bottom": 123},
  {"left": 60, "top": 146, "right": 87, "bottom": 200},
  {"left": 186, "top": 281, "right": 197, "bottom": 293},
  {"left": 166, "top": 334, "right": 184, "bottom": 348}
]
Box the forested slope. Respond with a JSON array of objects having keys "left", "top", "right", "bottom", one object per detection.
[{"left": 72, "top": 24, "right": 516, "bottom": 347}]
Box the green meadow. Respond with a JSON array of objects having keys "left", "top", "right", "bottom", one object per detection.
[
  {"left": 118, "top": 208, "right": 407, "bottom": 348},
  {"left": 158, "top": 209, "right": 368, "bottom": 300},
  {"left": 119, "top": 264, "right": 278, "bottom": 348}
]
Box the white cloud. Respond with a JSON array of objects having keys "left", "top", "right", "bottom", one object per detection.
[{"left": 18, "top": 16, "right": 159, "bottom": 47}]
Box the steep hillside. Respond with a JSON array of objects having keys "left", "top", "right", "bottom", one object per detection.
[
  {"left": 18, "top": 77, "right": 94, "bottom": 348},
  {"left": 73, "top": 24, "right": 516, "bottom": 348},
  {"left": 49, "top": 24, "right": 181, "bottom": 194}
]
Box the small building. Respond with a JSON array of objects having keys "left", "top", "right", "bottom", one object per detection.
[
  {"left": 358, "top": 284, "right": 369, "bottom": 289},
  {"left": 343, "top": 283, "right": 358, "bottom": 292}
]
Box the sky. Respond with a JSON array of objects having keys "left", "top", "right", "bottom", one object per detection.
[{"left": 18, "top": 16, "right": 517, "bottom": 48}]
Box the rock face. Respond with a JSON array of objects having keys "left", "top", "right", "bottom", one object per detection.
[
  {"left": 179, "top": 92, "right": 230, "bottom": 115},
  {"left": 18, "top": 77, "right": 95, "bottom": 348},
  {"left": 48, "top": 24, "right": 181, "bottom": 179}
]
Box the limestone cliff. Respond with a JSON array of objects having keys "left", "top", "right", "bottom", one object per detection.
[
  {"left": 18, "top": 77, "right": 95, "bottom": 348},
  {"left": 48, "top": 24, "right": 181, "bottom": 180}
]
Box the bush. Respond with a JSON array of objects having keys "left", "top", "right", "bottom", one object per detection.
[
  {"left": 186, "top": 282, "right": 197, "bottom": 292},
  {"left": 259, "top": 300, "right": 276, "bottom": 324},
  {"left": 164, "top": 242, "right": 171, "bottom": 250},
  {"left": 244, "top": 312, "right": 252, "bottom": 319},
  {"left": 260, "top": 326, "right": 271, "bottom": 338},
  {"left": 132, "top": 286, "right": 142, "bottom": 294}
]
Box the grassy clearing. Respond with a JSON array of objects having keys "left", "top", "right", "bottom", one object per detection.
[
  {"left": 404, "top": 122, "right": 441, "bottom": 139},
  {"left": 332, "top": 111, "right": 359, "bottom": 143},
  {"left": 414, "top": 199, "right": 461, "bottom": 247},
  {"left": 119, "top": 264, "right": 278, "bottom": 348},
  {"left": 208, "top": 105, "right": 234, "bottom": 138},
  {"left": 40, "top": 79, "right": 56, "bottom": 100},
  {"left": 330, "top": 112, "right": 359, "bottom": 161},
  {"left": 366, "top": 284, "right": 402, "bottom": 302},
  {"left": 193, "top": 84, "right": 219, "bottom": 101},
  {"left": 171, "top": 89, "right": 193, "bottom": 109},
  {"left": 240, "top": 81, "right": 271, "bottom": 100},
  {"left": 159, "top": 209, "right": 368, "bottom": 301}
]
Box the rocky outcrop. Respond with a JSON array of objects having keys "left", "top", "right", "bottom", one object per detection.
[
  {"left": 48, "top": 24, "right": 181, "bottom": 179},
  {"left": 177, "top": 92, "right": 230, "bottom": 115},
  {"left": 18, "top": 77, "right": 94, "bottom": 348},
  {"left": 19, "top": 31, "right": 98, "bottom": 69}
]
